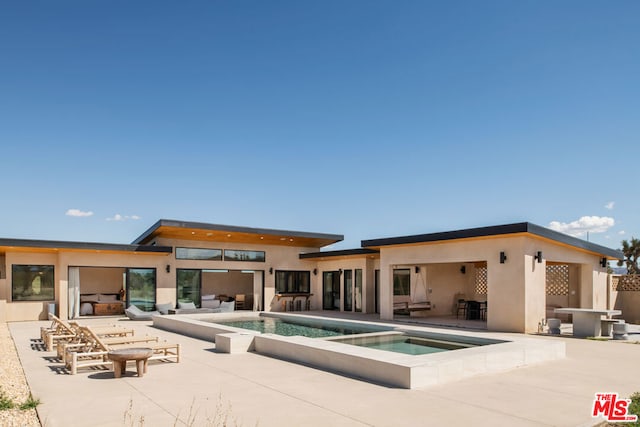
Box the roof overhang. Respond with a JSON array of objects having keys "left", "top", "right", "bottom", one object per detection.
[
  {"left": 300, "top": 248, "right": 379, "bottom": 261},
  {"left": 362, "top": 222, "right": 623, "bottom": 260},
  {"left": 133, "top": 219, "right": 343, "bottom": 249},
  {"left": 0, "top": 238, "right": 172, "bottom": 255}
]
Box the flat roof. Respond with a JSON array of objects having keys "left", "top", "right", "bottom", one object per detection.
[
  {"left": 299, "top": 248, "right": 379, "bottom": 260},
  {"left": 362, "top": 222, "right": 623, "bottom": 259},
  {"left": 132, "top": 219, "right": 344, "bottom": 248},
  {"left": 0, "top": 237, "right": 172, "bottom": 255}
]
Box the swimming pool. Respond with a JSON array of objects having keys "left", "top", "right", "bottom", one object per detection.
[
  {"left": 330, "top": 332, "right": 482, "bottom": 355},
  {"left": 210, "top": 316, "right": 386, "bottom": 338},
  {"left": 153, "top": 312, "right": 566, "bottom": 389}
]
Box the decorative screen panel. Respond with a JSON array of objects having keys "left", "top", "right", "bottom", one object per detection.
[
  {"left": 545, "top": 265, "right": 569, "bottom": 296},
  {"left": 475, "top": 267, "right": 487, "bottom": 295},
  {"left": 618, "top": 275, "right": 640, "bottom": 291},
  {"left": 611, "top": 275, "right": 620, "bottom": 291}
]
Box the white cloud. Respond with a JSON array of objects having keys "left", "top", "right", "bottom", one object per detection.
[
  {"left": 106, "top": 214, "right": 141, "bottom": 222},
  {"left": 604, "top": 201, "right": 615, "bottom": 210},
  {"left": 548, "top": 216, "right": 615, "bottom": 237},
  {"left": 66, "top": 209, "right": 93, "bottom": 217},
  {"left": 619, "top": 230, "right": 626, "bottom": 235}
]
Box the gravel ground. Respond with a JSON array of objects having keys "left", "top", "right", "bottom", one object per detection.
[{"left": 0, "top": 322, "right": 41, "bottom": 427}]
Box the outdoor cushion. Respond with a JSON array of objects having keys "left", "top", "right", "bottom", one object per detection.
[
  {"left": 201, "top": 299, "right": 221, "bottom": 309},
  {"left": 99, "top": 294, "right": 118, "bottom": 302},
  {"left": 80, "top": 302, "right": 93, "bottom": 316},
  {"left": 125, "top": 305, "right": 160, "bottom": 320},
  {"left": 178, "top": 301, "right": 196, "bottom": 310},
  {"left": 201, "top": 294, "right": 216, "bottom": 300},
  {"left": 219, "top": 301, "right": 235, "bottom": 312},
  {"left": 80, "top": 294, "right": 100, "bottom": 302},
  {"left": 155, "top": 303, "right": 173, "bottom": 315}
]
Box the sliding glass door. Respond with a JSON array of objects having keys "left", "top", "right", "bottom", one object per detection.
[
  {"left": 177, "top": 269, "right": 201, "bottom": 307},
  {"left": 323, "top": 271, "right": 340, "bottom": 310},
  {"left": 343, "top": 270, "right": 352, "bottom": 311},
  {"left": 126, "top": 268, "right": 156, "bottom": 311}
]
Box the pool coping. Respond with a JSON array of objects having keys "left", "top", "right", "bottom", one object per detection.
[{"left": 153, "top": 312, "right": 565, "bottom": 389}]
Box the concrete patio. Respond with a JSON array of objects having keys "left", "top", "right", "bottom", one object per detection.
[{"left": 10, "top": 316, "right": 640, "bottom": 427}]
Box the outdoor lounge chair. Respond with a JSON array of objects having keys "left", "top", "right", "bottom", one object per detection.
[
  {"left": 170, "top": 300, "right": 235, "bottom": 314},
  {"left": 57, "top": 325, "right": 158, "bottom": 363},
  {"left": 125, "top": 305, "right": 161, "bottom": 321},
  {"left": 41, "top": 314, "right": 134, "bottom": 351},
  {"left": 65, "top": 326, "right": 180, "bottom": 375}
]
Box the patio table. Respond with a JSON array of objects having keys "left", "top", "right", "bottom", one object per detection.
[
  {"left": 108, "top": 348, "right": 153, "bottom": 378},
  {"left": 553, "top": 308, "right": 621, "bottom": 338}
]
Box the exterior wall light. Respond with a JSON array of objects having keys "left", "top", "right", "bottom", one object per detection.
[
  {"left": 600, "top": 257, "right": 607, "bottom": 268},
  {"left": 166, "top": 265, "right": 171, "bottom": 273},
  {"left": 269, "top": 267, "right": 273, "bottom": 274},
  {"left": 460, "top": 266, "right": 466, "bottom": 274},
  {"left": 500, "top": 251, "right": 507, "bottom": 264},
  {"left": 534, "top": 251, "right": 543, "bottom": 263},
  {"left": 415, "top": 266, "right": 420, "bottom": 273},
  {"left": 313, "top": 268, "right": 318, "bottom": 275}
]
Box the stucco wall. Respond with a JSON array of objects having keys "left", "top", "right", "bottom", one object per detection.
[
  {"left": 311, "top": 257, "right": 375, "bottom": 313},
  {"left": 79, "top": 267, "right": 125, "bottom": 295},
  {"left": 378, "top": 234, "right": 608, "bottom": 333}
]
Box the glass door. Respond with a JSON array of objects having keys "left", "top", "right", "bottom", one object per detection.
[
  {"left": 354, "top": 269, "right": 362, "bottom": 312},
  {"left": 343, "top": 270, "right": 352, "bottom": 311},
  {"left": 177, "top": 269, "right": 201, "bottom": 307},
  {"left": 323, "top": 271, "right": 340, "bottom": 310},
  {"left": 126, "top": 268, "right": 156, "bottom": 311},
  {"left": 374, "top": 269, "right": 380, "bottom": 314}
]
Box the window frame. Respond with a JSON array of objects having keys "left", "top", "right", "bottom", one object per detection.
[
  {"left": 11, "top": 264, "right": 55, "bottom": 302},
  {"left": 275, "top": 270, "right": 311, "bottom": 294},
  {"left": 223, "top": 249, "right": 266, "bottom": 262},
  {"left": 393, "top": 268, "right": 411, "bottom": 296},
  {"left": 175, "top": 247, "right": 223, "bottom": 261}
]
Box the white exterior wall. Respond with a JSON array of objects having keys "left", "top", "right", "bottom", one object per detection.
[
  {"left": 312, "top": 257, "right": 377, "bottom": 313},
  {"left": 378, "top": 235, "right": 608, "bottom": 333},
  {"left": 154, "top": 237, "right": 318, "bottom": 312}
]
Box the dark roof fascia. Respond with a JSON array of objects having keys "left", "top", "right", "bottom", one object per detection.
[
  {"left": 132, "top": 219, "right": 344, "bottom": 245},
  {"left": 361, "top": 222, "right": 623, "bottom": 259},
  {"left": 0, "top": 237, "right": 173, "bottom": 254},
  {"left": 300, "top": 248, "right": 379, "bottom": 259}
]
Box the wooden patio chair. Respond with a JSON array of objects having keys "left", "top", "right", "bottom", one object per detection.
[
  {"left": 41, "top": 314, "right": 135, "bottom": 351},
  {"left": 66, "top": 326, "right": 180, "bottom": 375},
  {"left": 41, "top": 313, "right": 77, "bottom": 351},
  {"left": 57, "top": 325, "right": 157, "bottom": 362}
]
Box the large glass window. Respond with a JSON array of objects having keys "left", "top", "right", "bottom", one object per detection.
[
  {"left": 224, "top": 249, "right": 265, "bottom": 262},
  {"left": 275, "top": 270, "right": 310, "bottom": 293},
  {"left": 177, "top": 269, "right": 201, "bottom": 306},
  {"left": 344, "top": 270, "right": 353, "bottom": 311},
  {"left": 126, "top": 268, "right": 156, "bottom": 311},
  {"left": 176, "top": 247, "right": 222, "bottom": 260},
  {"left": 393, "top": 269, "right": 410, "bottom": 296},
  {"left": 12, "top": 265, "right": 54, "bottom": 301}
]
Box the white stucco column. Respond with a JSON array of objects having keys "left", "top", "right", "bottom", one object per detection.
[{"left": 487, "top": 256, "right": 525, "bottom": 332}]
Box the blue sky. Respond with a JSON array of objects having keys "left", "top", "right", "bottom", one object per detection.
[{"left": 1, "top": 1, "right": 638, "bottom": 250}]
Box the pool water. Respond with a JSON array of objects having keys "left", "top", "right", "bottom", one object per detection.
[
  {"left": 333, "top": 333, "right": 480, "bottom": 355},
  {"left": 212, "top": 317, "right": 384, "bottom": 338}
]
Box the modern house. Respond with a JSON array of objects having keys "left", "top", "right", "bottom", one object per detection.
[{"left": 0, "top": 219, "right": 622, "bottom": 333}]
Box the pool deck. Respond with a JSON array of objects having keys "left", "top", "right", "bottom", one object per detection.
[{"left": 10, "top": 315, "right": 640, "bottom": 427}]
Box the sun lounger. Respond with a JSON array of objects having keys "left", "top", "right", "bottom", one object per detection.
[
  {"left": 57, "top": 326, "right": 158, "bottom": 363},
  {"left": 41, "top": 314, "right": 134, "bottom": 351},
  {"left": 66, "top": 326, "right": 180, "bottom": 375},
  {"left": 42, "top": 314, "right": 132, "bottom": 351}
]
